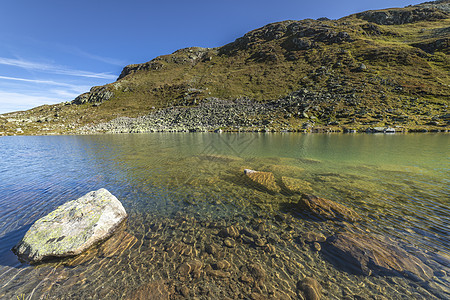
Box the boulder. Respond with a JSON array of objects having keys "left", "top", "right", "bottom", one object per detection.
[
  {"left": 13, "top": 188, "right": 127, "bottom": 263},
  {"left": 324, "top": 231, "right": 433, "bottom": 280},
  {"left": 297, "top": 194, "right": 360, "bottom": 222},
  {"left": 244, "top": 169, "right": 281, "bottom": 193}
]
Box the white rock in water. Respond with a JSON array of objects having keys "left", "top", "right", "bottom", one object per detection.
[{"left": 13, "top": 188, "right": 127, "bottom": 263}]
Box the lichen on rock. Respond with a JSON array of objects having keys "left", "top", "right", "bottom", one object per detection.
[{"left": 12, "top": 188, "right": 127, "bottom": 263}]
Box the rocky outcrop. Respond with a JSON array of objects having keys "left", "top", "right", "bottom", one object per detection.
[
  {"left": 324, "top": 231, "right": 434, "bottom": 280},
  {"left": 356, "top": 7, "right": 449, "bottom": 25},
  {"left": 72, "top": 86, "right": 114, "bottom": 105},
  {"left": 417, "top": 0, "right": 450, "bottom": 13},
  {"left": 222, "top": 19, "right": 353, "bottom": 54},
  {"left": 296, "top": 194, "right": 361, "bottom": 222},
  {"left": 118, "top": 60, "right": 165, "bottom": 80},
  {"left": 412, "top": 37, "right": 450, "bottom": 54},
  {"left": 118, "top": 47, "right": 213, "bottom": 80},
  {"left": 244, "top": 169, "right": 281, "bottom": 193},
  {"left": 13, "top": 188, "right": 127, "bottom": 263}
]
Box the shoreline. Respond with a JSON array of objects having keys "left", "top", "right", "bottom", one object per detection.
[
  {"left": 2, "top": 95, "right": 449, "bottom": 136},
  {"left": 1, "top": 128, "right": 449, "bottom": 137}
]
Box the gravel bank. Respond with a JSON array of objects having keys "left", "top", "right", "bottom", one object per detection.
[{"left": 77, "top": 90, "right": 348, "bottom": 134}]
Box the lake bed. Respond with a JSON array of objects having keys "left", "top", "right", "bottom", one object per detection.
[{"left": 0, "top": 133, "right": 449, "bottom": 299}]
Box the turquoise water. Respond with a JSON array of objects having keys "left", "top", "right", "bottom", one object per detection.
[{"left": 0, "top": 133, "right": 449, "bottom": 299}]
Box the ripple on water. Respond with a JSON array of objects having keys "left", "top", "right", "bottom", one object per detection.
[{"left": 0, "top": 134, "right": 449, "bottom": 299}]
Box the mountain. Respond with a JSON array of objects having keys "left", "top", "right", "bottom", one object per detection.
[{"left": 1, "top": 0, "right": 449, "bottom": 135}]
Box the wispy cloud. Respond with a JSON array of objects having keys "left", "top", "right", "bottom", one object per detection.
[
  {"left": 0, "top": 91, "right": 63, "bottom": 114},
  {"left": 49, "top": 89, "right": 82, "bottom": 99},
  {"left": 0, "top": 57, "right": 117, "bottom": 79},
  {"left": 64, "top": 47, "right": 126, "bottom": 66},
  {"left": 0, "top": 76, "right": 92, "bottom": 113},
  {"left": 0, "top": 75, "right": 90, "bottom": 92}
]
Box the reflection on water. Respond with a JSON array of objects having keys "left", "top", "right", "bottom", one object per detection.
[{"left": 0, "top": 133, "right": 449, "bottom": 299}]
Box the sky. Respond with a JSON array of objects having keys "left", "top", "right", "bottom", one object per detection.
[{"left": 0, "top": 0, "right": 425, "bottom": 114}]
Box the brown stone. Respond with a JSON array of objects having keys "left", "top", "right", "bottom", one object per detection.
[
  {"left": 224, "top": 237, "right": 236, "bottom": 248},
  {"left": 178, "top": 260, "right": 203, "bottom": 278},
  {"left": 313, "top": 242, "right": 321, "bottom": 251},
  {"left": 255, "top": 238, "right": 267, "bottom": 247},
  {"left": 325, "top": 232, "right": 433, "bottom": 280},
  {"left": 264, "top": 244, "right": 276, "bottom": 254},
  {"left": 206, "top": 268, "right": 231, "bottom": 278},
  {"left": 241, "top": 227, "right": 260, "bottom": 239},
  {"left": 64, "top": 229, "right": 137, "bottom": 267},
  {"left": 205, "top": 243, "right": 219, "bottom": 255},
  {"left": 250, "top": 292, "right": 267, "bottom": 300},
  {"left": 270, "top": 289, "right": 294, "bottom": 300},
  {"left": 218, "top": 225, "right": 240, "bottom": 238},
  {"left": 297, "top": 194, "right": 361, "bottom": 222},
  {"left": 126, "top": 280, "right": 169, "bottom": 300},
  {"left": 100, "top": 231, "right": 138, "bottom": 258},
  {"left": 239, "top": 274, "right": 254, "bottom": 283},
  {"left": 248, "top": 263, "right": 266, "bottom": 282},
  {"left": 297, "top": 277, "right": 322, "bottom": 300},
  {"left": 179, "top": 285, "right": 190, "bottom": 297},
  {"left": 216, "top": 259, "right": 232, "bottom": 270},
  {"left": 301, "top": 232, "right": 326, "bottom": 243},
  {"left": 244, "top": 169, "right": 281, "bottom": 193},
  {"left": 282, "top": 176, "right": 313, "bottom": 194}
]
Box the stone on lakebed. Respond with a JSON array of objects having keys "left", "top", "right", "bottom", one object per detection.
[
  {"left": 324, "top": 231, "right": 433, "bottom": 281},
  {"left": 12, "top": 188, "right": 127, "bottom": 263},
  {"left": 297, "top": 194, "right": 361, "bottom": 222},
  {"left": 244, "top": 169, "right": 281, "bottom": 193}
]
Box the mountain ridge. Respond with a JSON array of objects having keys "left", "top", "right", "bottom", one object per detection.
[{"left": 1, "top": 0, "right": 449, "bottom": 135}]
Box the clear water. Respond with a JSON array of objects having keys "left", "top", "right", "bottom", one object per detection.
[{"left": 0, "top": 133, "right": 449, "bottom": 299}]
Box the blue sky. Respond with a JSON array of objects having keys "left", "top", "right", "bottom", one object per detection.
[{"left": 0, "top": 0, "right": 425, "bottom": 114}]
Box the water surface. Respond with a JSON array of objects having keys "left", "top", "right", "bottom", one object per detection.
[{"left": 0, "top": 133, "right": 449, "bottom": 299}]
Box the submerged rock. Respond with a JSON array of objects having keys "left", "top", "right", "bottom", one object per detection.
[
  {"left": 324, "top": 231, "right": 433, "bottom": 280},
  {"left": 126, "top": 280, "right": 170, "bottom": 300},
  {"left": 297, "top": 277, "right": 322, "bottom": 300},
  {"left": 13, "top": 188, "right": 127, "bottom": 263},
  {"left": 300, "top": 231, "right": 327, "bottom": 243},
  {"left": 297, "top": 194, "right": 360, "bottom": 222},
  {"left": 244, "top": 169, "right": 281, "bottom": 193},
  {"left": 282, "top": 176, "right": 313, "bottom": 194}
]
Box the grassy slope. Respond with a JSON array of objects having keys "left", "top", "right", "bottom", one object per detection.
[{"left": 1, "top": 2, "right": 449, "bottom": 135}]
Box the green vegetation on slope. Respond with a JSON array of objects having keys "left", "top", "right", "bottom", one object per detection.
[{"left": 1, "top": 1, "right": 449, "bottom": 135}]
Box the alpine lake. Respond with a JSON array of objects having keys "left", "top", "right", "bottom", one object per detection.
[{"left": 0, "top": 133, "right": 448, "bottom": 299}]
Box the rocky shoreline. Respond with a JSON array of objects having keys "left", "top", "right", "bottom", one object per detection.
[
  {"left": 1, "top": 89, "right": 448, "bottom": 136},
  {"left": 76, "top": 92, "right": 449, "bottom": 135}
]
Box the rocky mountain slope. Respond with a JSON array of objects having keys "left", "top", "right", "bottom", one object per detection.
[{"left": 1, "top": 0, "right": 449, "bottom": 135}]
